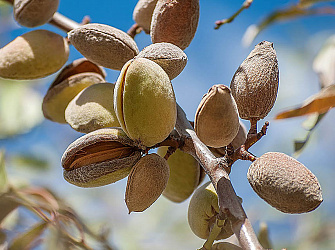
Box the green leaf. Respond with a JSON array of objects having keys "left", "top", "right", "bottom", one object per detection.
[
  {"left": 0, "top": 194, "right": 19, "bottom": 224},
  {"left": 9, "top": 222, "right": 48, "bottom": 250},
  {"left": 11, "top": 155, "right": 49, "bottom": 171},
  {"left": 0, "top": 81, "right": 44, "bottom": 139},
  {"left": 293, "top": 112, "right": 327, "bottom": 157},
  {"left": 258, "top": 222, "right": 272, "bottom": 249},
  {"left": 0, "top": 229, "right": 6, "bottom": 245},
  {"left": 0, "top": 150, "right": 8, "bottom": 193},
  {"left": 275, "top": 85, "right": 335, "bottom": 119}
]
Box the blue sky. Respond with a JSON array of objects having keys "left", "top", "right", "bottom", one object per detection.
[{"left": 1, "top": 0, "right": 335, "bottom": 249}]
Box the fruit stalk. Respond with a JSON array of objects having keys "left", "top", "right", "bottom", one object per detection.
[{"left": 175, "top": 104, "right": 263, "bottom": 250}]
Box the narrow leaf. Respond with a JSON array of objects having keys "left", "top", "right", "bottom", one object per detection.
[
  {"left": 298, "top": 0, "right": 335, "bottom": 8},
  {"left": 243, "top": 5, "right": 335, "bottom": 46},
  {"left": 0, "top": 195, "right": 19, "bottom": 224},
  {"left": 0, "top": 150, "right": 8, "bottom": 193},
  {"left": 293, "top": 112, "right": 327, "bottom": 157},
  {"left": 275, "top": 85, "right": 335, "bottom": 119},
  {"left": 258, "top": 222, "right": 272, "bottom": 249},
  {"left": 0, "top": 230, "right": 6, "bottom": 245},
  {"left": 9, "top": 222, "right": 48, "bottom": 250},
  {"left": 313, "top": 35, "right": 335, "bottom": 88},
  {"left": 294, "top": 133, "right": 312, "bottom": 157},
  {"left": 11, "top": 155, "right": 49, "bottom": 171}
]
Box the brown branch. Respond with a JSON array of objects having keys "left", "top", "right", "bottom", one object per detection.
[
  {"left": 228, "top": 121, "right": 269, "bottom": 166},
  {"left": 175, "top": 104, "right": 264, "bottom": 250},
  {"left": 246, "top": 121, "right": 269, "bottom": 150},
  {"left": 127, "top": 23, "right": 143, "bottom": 39},
  {"left": 48, "top": 12, "right": 81, "bottom": 32},
  {"left": 215, "top": 0, "right": 253, "bottom": 29}
]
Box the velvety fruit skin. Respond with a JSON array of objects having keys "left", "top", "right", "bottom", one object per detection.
[
  {"left": 211, "top": 242, "right": 243, "bottom": 250},
  {"left": 14, "top": 0, "right": 59, "bottom": 27},
  {"left": 150, "top": 0, "right": 199, "bottom": 50},
  {"left": 157, "top": 147, "right": 200, "bottom": 202},
  {"left": 231, "top": 121, "right": 247, "bottom": 149},
  {"left": 195, "top": 85, "right": 240, "bottom": 148},
  {"left": 133, "top": 0, "right": 158, "bottom": 34},
  {"left": 43, "top": 73, "right": 104, "bottom": 124},
  {"left": 42, "top": 58, "right": 106, "bottom": 124},
  {"left": 188, "top": 181, "right": 234, "bottom": 240},
  {"left": 114, "top": 58, "right": 177, "bottom": 147},
  {"left": 65, "top": 83, "right": 120, "bottom": 133},
  {"left": 68, "top": 23, "right": 139, "bottom": 70},
  {"left": 230, "top": 41, "right": 279, "bottom": 120},
  {"left": 210, "top": 121, "right": 247, "bottom": 159},
  {"left": 247, "top": 152, "right": 323, "bottom": 213},
  {"left": 0, "top": 30, "right": 69, "bottom": 80},
  {"left": 136, "top": 42, "right": 187, "bottom": 80},
  {"left": 62, "top": 128, "right": 141, "bottom": 188},
  {"left": 125, "top": 153, "right": 170, "bottom": 213}
]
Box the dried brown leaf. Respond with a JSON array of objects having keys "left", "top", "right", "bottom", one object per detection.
[{"left": 275, "top": 85, "right": 335, "bottom": 119}]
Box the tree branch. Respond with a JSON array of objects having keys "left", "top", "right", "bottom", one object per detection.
[
  {"left": 49, "top": 12, "right": 81, "bottom": 32},
  {"left": 228, "top": 121, "right": 269, "bottom": 166},
  {"left": 175, "top": 104, "right": 263, "bottom": 250},
  {"left": 215, "top": 0, "right": 253, "bottom": 29},
  {"left": 127, "top": 23, "right": 143, "bottom": 39}
]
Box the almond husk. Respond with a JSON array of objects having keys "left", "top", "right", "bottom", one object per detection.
[
  {"left": 125, "top": 153, "right": 169, "bottom": 212},
  {"left": 247, "top": 152, "right": 323, "bottom": 213}
]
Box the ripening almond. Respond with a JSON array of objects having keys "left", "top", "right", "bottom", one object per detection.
[
  {"left": 247, "top": 152, "right": 323, "bottom": 213},
  {"left": 195, "top": 85, "right": 240, "bottom": 148},
  {"left": 230, "top": 41, "right": 279, "bottom": 121},
  {"left": 0, "top": 30, "right": 69, "bottom": 80},
  {"left": 150, "top": 0, "right": 199, "bottom": 50}
]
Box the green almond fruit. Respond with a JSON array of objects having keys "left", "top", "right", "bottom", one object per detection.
[
  {"left": 195, "top": 85, "right": 240, "bottom": 148},
  {"left": 68, "top": 23, "right": 139, "bottom": 70},
  {"left": 157, "top": 146, "right": 200, "bottom": 203},
  {"left": 133, "top": 0, "right": 158, "bottom": 34},
  {"left": 136, "top": 42, "right": 187, "bottom": 80},
  {"left": 62, "top": 128, "right": 141, "bottom": 188},
  {"left": 125, "top": 153, "right": 169, "bottom": 213},
  {"left": 0, "top": 30, "right": 69, "bottom": 80},
  {"left": 42, "top": 59, "right": 106, "bottom": 124},
  {"left": 230, "top": 41, "right": 279, "bottom": 121},
  {"left": 65, "top": 82, "right": 120, "bottom": 133},
  {"left": 114, "top": 58, "right": 177, "bottom": 147},
  {"left": 188, "top": 181, "right": 234, "bottom": 240},
  {"left": 247, "top": 152, "right": 323, "bottom": 213},
  {"left": 150, "top": 0, "right": 199, "bottom": 50},
  {"left": 14, "top": 0, "right": 59, "bottom": 27}
]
